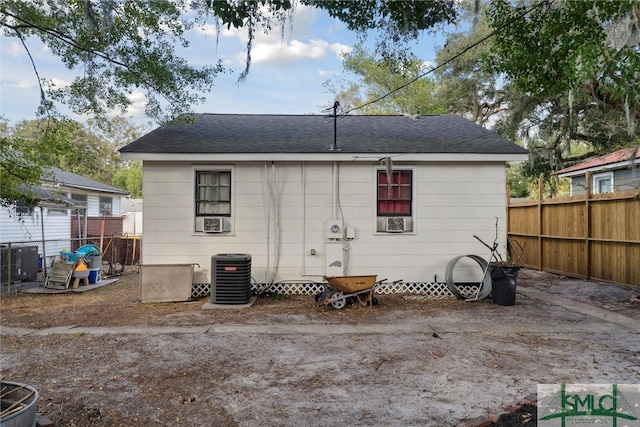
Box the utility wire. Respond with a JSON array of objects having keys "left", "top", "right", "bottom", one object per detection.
[{"left": 343, "top": 0, "right": 552, "bottom": 115}]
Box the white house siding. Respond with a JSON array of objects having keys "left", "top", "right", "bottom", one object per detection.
[
  {"left": 122, "top": 199, "right": 143, "bottom": 236},
  {"left": 110, "top": 195, "right": 121, "bottom": 216},
  {"left": 0, "top": 206, "right": 71, "bottom": 266},
  {"left": 142, "top": 160, "right": 507, "bottom": 284},
  {"left": 85, "top": 193, "right": 121, "bottom": 216},
  {"left": 87, "top": 196, "right": 100, "bottom": 216}
]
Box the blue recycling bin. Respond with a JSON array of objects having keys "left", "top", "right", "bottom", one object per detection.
[{"left": 76, "top": 245, "right": 100, "bottom": 257}]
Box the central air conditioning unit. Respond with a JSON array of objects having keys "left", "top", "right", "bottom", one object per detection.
[
  {"left": 211, "top": 254, "right": 251, "bottom": 304},
  {"left": 196, "top": 216, "right": 229, "bottom": 233},
  {"left": 385, "top": 217, "right": 412, "bottom": 233}
]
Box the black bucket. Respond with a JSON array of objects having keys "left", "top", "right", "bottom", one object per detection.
[{"left": 490, "top": 266, "right": 519, "bottom": 306}]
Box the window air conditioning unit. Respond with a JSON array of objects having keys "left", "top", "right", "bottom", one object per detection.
[
  {"left": 385, "top": 217, "right": 411, "bottom": 233},
  {"left": 196, "top": 217, "right": 230, "bottom": 233}
]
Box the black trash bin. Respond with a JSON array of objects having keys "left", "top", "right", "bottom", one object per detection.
[{"left": 490, "top": 265, "right": 519, "bottom": 306}]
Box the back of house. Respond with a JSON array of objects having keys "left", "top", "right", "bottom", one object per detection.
[{"left": 120, "top": 114, "right": 528, "bottom": 289}]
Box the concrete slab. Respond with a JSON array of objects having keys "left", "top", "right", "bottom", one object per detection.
[
  {"left": 202, "top": 295, "right": 257, "bottom": 310},
  {"left": 19, "top": 279, "right": 118, "bottom": 294}
]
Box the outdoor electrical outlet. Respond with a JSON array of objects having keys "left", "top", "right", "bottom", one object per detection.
[{"left": 345, "top": 227, "right": 355, "bottom": 240}]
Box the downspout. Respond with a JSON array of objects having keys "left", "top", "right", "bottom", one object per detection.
[
  {"left": 332, "top": 162, "right": 338, "bottom": 220},
  {"left": 76, "top": 209, "right": 81, "bottom": 245},
  {"left": 301, "top": 162, "right": 307, "bottom": 276},
  {"left": 40, "top": 206, "right": 47, "bottom": 277},
  {"left": 263, "top": 162, "right": 271, "bottom": 283},
  {"left": 270, "top": 161, "right": 281, "bottom": 284},
  {"left": 83, "top": 208, "right": 87, "bottom": 246}
]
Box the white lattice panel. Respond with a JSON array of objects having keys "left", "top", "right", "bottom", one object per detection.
[
  {"left": 192, "top": 283, "right": 210, "bottom": 299},
  {"left": 192, "top": 281, "right": 481, "bottom": 299}
]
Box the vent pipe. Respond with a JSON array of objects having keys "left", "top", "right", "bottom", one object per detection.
[{"left": 330, "top": 101, "right": 341, "bottom": 151}]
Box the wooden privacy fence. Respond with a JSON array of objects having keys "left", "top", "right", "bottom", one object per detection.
[{"left": 507, "top": 179, "right": 640, "bottom": 287}]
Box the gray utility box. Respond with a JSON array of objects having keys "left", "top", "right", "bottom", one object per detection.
[
  {"left": 1, "top": 245, "right": 39, "bottom": 285},
  {"left": 211, "top": 254, "right": 251, "bottom": 304}
]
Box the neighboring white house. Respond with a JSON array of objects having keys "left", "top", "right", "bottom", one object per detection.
[
  {"left": 121, "top": 197, "right": 143, "bottom": 237},
  {"left": 555, "top": 146, "right": 640, "bottom": 196},
  {"left": 0, "top": 167, "right": 129, "bottom": 270},
  {"left": 119, "top": 114, "right": 528, "bottom": 287}
]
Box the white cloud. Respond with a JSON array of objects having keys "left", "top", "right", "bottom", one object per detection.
[
  {"left": 232, "top": 39, "right": 350, "bottom": 66},
  {"left": 7, "top": 41, "right": 23, "bottom": 57},
  {"left": 329, "top": 42, "right": 351, "bottom": 58},
  {"left": 247, "top": 39, "right": 323, "bottom": 65},
  {"left": 11, "top": 80, "right": 35, "bottom": 89},
  {"left": 101, "top": 91, "right": 147, "bottom": 121},
  {"left": 124, "top": 91, "right": 147, "bottom": 119},
  {"left": 196, "top": 3, "right": 349, "bottom": 67},
  {"left": 317, "top": 69, "right": 344, "bottom": 78},
  {"left": 43, "top": 77, "right": 71, "bottom": 89},
  {"left": 421, "top": 61, "right": 435, "bottom": 72},
  {"left": 198, "top": 22, "right": 236, "bottom": 39},
  {"left": 196, "top": 3, "right": 316, "bottom": 42}
]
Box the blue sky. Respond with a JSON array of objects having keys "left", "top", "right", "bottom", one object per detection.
[{"left": 0, "top": 4, "right": 450, "bottom": 127}]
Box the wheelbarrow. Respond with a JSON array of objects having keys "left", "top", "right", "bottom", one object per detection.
[{"left": 316, "top": 275, "right": 400, "bottom": 309}]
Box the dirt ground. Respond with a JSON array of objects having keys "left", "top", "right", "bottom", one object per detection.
[{"left": 1, "top": 269, "right": 639, "bottom": 426}]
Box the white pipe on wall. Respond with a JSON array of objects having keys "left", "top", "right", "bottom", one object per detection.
[{"left": 262, "top": 162, "right": 271, "bottom": 282}]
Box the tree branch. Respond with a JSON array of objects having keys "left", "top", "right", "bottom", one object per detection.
[
  {"left": 7, "top": 24, "right": 53, "bottom": 121},
  {"left": 1, "top": 8, "right": 170, "bottom": 104}
]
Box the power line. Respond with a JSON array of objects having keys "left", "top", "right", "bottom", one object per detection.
[{"left": 342, "top": 0, "right": 552, "bottom": 115}]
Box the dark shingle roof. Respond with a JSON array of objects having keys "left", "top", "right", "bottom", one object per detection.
[
  {"left": 120, "top": 114, "right": 528, "bottom": 155},
  {"left": 43, "top": 167, "right": 129, "bottom": 195}
]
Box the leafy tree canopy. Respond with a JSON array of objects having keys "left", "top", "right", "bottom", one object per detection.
[
  {"left": 1, "top": 0, "right": 459, "bottom": 124},
  {"left": 485, "top": 0, "right": 639, "bottom": 192},
  {"left": 1, "top": 116, "right": 148, "bottom": 206},
  {"left": 1, "top": 0, "right": 222, "bottom": 125},
  {"left": 326, "top": 44, "right": 446, "bottom": 115},
  {"left": 113, "top": 161, "right": 142, "bottom": 198},
  {"left": 486, "top": 0, "right": 639, "bottom": 128},
  {"left": 434, "top": 4, "right": 508, "bottom": 126},
  {"left": 1, "top": 0, "right": 460, "bottom": 205}
]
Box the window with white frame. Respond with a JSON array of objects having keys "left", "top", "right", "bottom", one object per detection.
[
  {"left": 195, "top": 170, "right": 231, "bottom": 216},
  {"left": 194, "top": 169, "right": 232, "bottom": 233},
  {"left": 47, "top": 207, "right": 67, "bottom": 215},
  {"left": 71, "top": 194, "right": 87, "bottom": 215},
  {"left": 15, "top": 200, "right": 33, "bottom": 216},
  {"left": 99, "top": 196, "right": 113, "bottom": 215},
  {"left": 376, "top": 169, "right": 413, "bottom": 233},
  {"left": 592, "top": 172, "right": 613, "bottom": 194}
]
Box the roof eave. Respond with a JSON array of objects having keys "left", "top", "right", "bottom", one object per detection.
[
  {"left": 120, "top": 152, "right": 529, "bottom": 162},
  {"left": 556, "top": 157, "right": 640, "bottom": 177},
  {"left": 60, "top": 183, "right": 129, "bottom": 195}
]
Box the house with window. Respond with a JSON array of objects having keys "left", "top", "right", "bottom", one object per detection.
[
  {"left": 119, "top": 114, "right": 528, "bottom": 288},
  {"left": 555, "top": 146, "right": 640, "bottom": 196},
  {"left": 1, "top": 167, "right": 129, "bottom": 271}
]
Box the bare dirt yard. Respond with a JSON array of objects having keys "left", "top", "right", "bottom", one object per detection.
[{"left": 1, "top": 269, "right": 639, "bottom": 426}]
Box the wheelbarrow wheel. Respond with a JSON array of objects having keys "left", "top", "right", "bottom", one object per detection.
[{"left": 330, "top": 291, "right": 346, "bottom": 309}]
